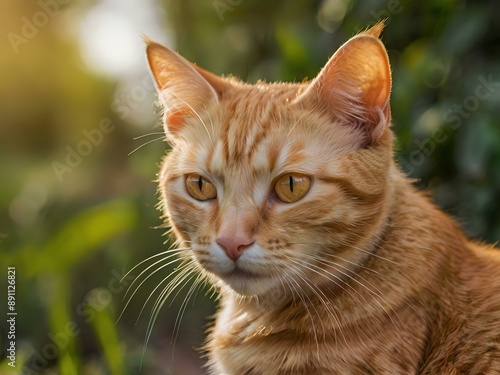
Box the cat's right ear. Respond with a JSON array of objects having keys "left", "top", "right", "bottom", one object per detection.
[
  {"left": 295, "top": 23, "right": 391, "bottom": 143},
  {"left": 145, "top": 40, "right": 226, "bottom": 137}
]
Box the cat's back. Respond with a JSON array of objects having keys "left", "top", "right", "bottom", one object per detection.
[{"left": 419, "top": 240, "right": 500, "bottom": 375}]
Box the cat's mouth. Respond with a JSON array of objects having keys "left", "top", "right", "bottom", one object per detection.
[
  {"left": 223, "top": 266, "right": 262, "bottom": 280},
  {"left": 213, "top": 265, "right": 276, "bottom": 296},
  {"left": 218, "top": 265, "right": 276, "bottom": 296}
]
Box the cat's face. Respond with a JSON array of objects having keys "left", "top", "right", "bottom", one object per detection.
[{"left": 147, "top": 23, "right": 394, "bottom": 297}]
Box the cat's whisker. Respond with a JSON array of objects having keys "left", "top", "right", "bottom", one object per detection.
[
  {"left": 286, "top": 245, "right": 380, "bottom": 279},
  {"left": 141, "top": 262, "right": 196, "bottom": 346},
  {"left": 286, "top": 252, "right": 391, "bottom": 332},
  {"left": 288, "top": 259, "right": 374, "bottom": 351},
  {"left": 291, "top": 250, "right": 402, "bottom": 324},
  {"left": 304, "top": 237, "right": 400, "bottom": 266},
  {"left": 141, "top": 267, "right": 198, "bottom": 369},
  {"left": 286, "top": 111, "right": 308, "bottom": 137},
  {"left": 190, "top": 276, "right": 207, "bottom": 306},
  {"left": 295, "top": 262, "right": 347, "bottom": 343},
  {"left": 271, "top": 264, "right": 290, "bottom": 305},
  {"left": 290, "top": 263, "right": 356, "bottom": 356},
  {"left": 326, "top": 262, "right": 405, "bottom": 337},
  {"left": 284, "top": 271, "right": 320, "bottom": 352},
  {"left": 205, "top": 104, "right": 216, "bottom": 139},
  {"left": 287, "top": 257, "right": 351, "bottom": 298},
  {"left": 168, "top": 264, "right": 205, "bottom": 309},
  {"left": 139, "top": 260, "right": 194, "bottom": 317},
  {"left": 117, "top": 257, "right": 183, "bottom": 324},
  {"left": 120, "top": 247, "right": 187, "bottom": 283},
  {"left": 316, "top": 251, "right": 427, "bottom": 328},
  {"left": 172, "top": 273, "right": 205, "bottom": 356},
  {"left": 123, "top": 253, "right": 182, "bottom": 300},
  {"left": 295, "top": 250, "right": 406, "bottom": 341},
  {"left": 135, "top": 261, "right": 193, "bottom": 324},
  {"left": 295, "top": 260, "right": 369, "bottom": 313},
  {"left": 149, "top": 263, "right": 196, "bottom": 319},
  {"left": 291, "top": 243, "right": 389, "bottom": 279},
  {"left": 169, "top": 91, "right": 213, "bottom": 143},
  {"left": 128, "top": 136, "right": 166, "bottom": 156},
  {"left": 278, "top": 270, "right": 297, "bottom": 306},
  {"left": 133, "top": 131, "right": 166, "bottom": 140},
  {"left": 287, "top": 260, "right": 350, "bottom": 343}
]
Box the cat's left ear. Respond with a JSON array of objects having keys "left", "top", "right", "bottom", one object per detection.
[
  {"left": 146, "top": 40, "right": 228, "bottom": 137},
  {"left": 297, "top": 23, "right": 391, "bottom": 142}
]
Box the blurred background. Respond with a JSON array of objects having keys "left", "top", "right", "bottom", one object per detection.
[{"left": 1, "top": 0, "right": 500, "bottom": 374}]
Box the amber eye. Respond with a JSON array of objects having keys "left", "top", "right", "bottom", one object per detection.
[
  {"left": 274, "top": 173, "right": 311, "bottom": 203},
  {"left": 185, "top": 174, "right": 217, "bottom": 201}
]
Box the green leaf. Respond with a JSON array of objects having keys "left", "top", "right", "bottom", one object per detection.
[
  {"left": 90, "top": 296, "right": 126, "bottom": 375},
  {"left": 20, "top": 200, "right": 137, "bottom": 278}
]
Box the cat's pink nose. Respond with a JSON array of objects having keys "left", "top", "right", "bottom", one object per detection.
[{"left": 216, "top": 236, "right": 255, "bottom": 262}]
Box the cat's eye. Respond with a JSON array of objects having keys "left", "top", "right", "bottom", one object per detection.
[
  {"left": 185, "top": 174, "right": 217, "bottom": 201},
  {"left": 274, "top": 173, "right": 311, "bottom": 203}
]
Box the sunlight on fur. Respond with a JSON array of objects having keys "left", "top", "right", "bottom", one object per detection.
[{"left": 135, "top": 22, "right": 500, "bottom": 374}]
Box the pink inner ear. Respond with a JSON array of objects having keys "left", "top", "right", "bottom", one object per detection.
[
  {"left": 166, "top": 108, "right": 193, "bottom": 133},
  {"left": 355, "top": 42, "right": 391, "bottom": 112},
  {"left": 146, "top": 41, "right": 220, "bottom": 136}
]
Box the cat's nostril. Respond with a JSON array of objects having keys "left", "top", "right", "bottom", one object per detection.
[{"left": 216, "top": 236, "right": 255, "bottom": 262}]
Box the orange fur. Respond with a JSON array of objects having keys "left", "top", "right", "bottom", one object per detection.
[{"left": 147, "top": 23, "right": 500, "bottom": 374}]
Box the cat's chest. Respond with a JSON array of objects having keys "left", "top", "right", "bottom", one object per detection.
[
  {"left": 209, "top": 334, "right": 418, "bottom": 375},
  {"left": 207, "top": 304, "right": 421, "bottom": 375}
]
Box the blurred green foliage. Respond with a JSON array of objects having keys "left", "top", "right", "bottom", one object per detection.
[{"left": 1, "top": 0, "right": 499, "bottom": 374}]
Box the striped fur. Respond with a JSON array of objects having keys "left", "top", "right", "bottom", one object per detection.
[{"left": 147, "top": 23, "right": 500, "bottom": 374}]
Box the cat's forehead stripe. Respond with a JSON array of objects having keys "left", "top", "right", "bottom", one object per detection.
[
  {"left": 267, "top": 140, "right": 280, "bottom": 173},
  {"left": 245, "top": 109, "right": 272, "bottom": 163},
  {"left": 209, "top": 140, "right": 226, "bottom": 179},
  {"left": 220, "top": 88, "right": 290, "bottom": 166},
  {"left": 204, "top": 137, "right": 216, "bottom": 172}
]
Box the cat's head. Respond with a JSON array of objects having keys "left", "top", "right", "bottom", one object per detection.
[{"left": 147, "top": 23, "right": 395, "bottom": 298}]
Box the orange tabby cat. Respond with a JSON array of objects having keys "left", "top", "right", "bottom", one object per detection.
[{"left": 145, "top": 23, "right": 500, "bottom": 374}]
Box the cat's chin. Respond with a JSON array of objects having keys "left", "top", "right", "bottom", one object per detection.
[{"left": 216, "top": 267, "right": 279, "bottom": 296}]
